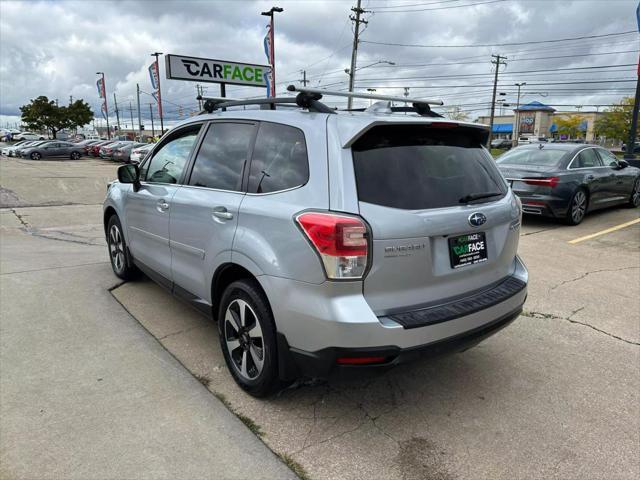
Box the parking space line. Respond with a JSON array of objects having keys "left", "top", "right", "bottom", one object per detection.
[{"left": 568, "top": 218, "right": 640, "bottom": 244}]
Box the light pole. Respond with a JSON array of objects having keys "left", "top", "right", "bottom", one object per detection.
[
  {"left": 150, "top": 52, "right": 164, "bottom": 134},
  {"left": 366, "top": 88, "right": 377, "bottom": 106},
  {"left": 96, "top": 72, "right": 111, "bottom": 139},
  {"left": 512, "top": 82, "right": 526, "bottom": 147},
  {"left": 261, "top": 6, "right": 283, "bottom": 98}
]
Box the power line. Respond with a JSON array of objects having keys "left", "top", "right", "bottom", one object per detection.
[
  {"left": 361, "top": 30, "right": 636, "bottom": 48},
  {"left": 371, "top": 0, "right": 507, "bottom": 13}
]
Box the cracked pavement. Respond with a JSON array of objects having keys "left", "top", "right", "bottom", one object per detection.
[{"left": 2, "top": 153, "right": 639, "bottom": 479}]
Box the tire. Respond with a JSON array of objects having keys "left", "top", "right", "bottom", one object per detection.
[
  {"left": 30, "top": 152, "right": 41, "bottom": 160},
  {"left": 565, "top": 188, "right": 588, "bottom": 225},
  {"left": 218, "top": 279, "right": 280, "bottom": 397},
  {"left": 106, "top": 215, "right": 137, "bottom": 280},
  {"left": 70, "top": 151, "right": 81, "bottom": 160},
  {"left": 628, "top": 178, "right": 640, "bottom": 208},
  {"left": 39, "top": 137, "right": 44, "bottom": 140}
]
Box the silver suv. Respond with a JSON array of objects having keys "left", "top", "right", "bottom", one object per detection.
[{"left": 104, "top": 89, "right": 528, "bottom": 396}]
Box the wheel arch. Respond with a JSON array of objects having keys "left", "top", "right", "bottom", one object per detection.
[
  {"left": 211, "top": 263, "right": 268, "bottom": 322},
  {"left": 103, "top": 206, "right": 118, "bottom": 235}
]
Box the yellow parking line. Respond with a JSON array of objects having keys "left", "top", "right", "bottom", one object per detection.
[{"left": 568, "top": 218, "right": 640, "bottom": 244}]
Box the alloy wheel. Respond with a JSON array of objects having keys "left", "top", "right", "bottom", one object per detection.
[
  {"left": 632, "top": 179, "right": 640, "bottom": 207},
  {"left": 571, "top": 190, "right": 587, "bottom": 223},
  {"left": 224, "top": 299, "right": 265, "bottom": 381},
  {"left": 31, "top": 152, "right": 41, "bottom": 160},
  {"left": 108, "top": 224, "right": 126, "bottom": 274}
]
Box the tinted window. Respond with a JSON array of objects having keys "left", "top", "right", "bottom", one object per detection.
[
  {"left": 142, "top": 126, "right": 200, "bottom": 184},
  {"left": 189, "top": 123, "right": 255, "bottom": 191},
  {"left": 352, "top": 125, "right": 506, "bottom": 210},
  {"left": 497, "top": 147, "right": 566, "bottom": 167},
  {"left": 573, "top": 149, "right": 602, "bottom": 169},
  {"left": 248, "top": 122, "right": 309, "bottom": 193},
  {"left": 597, "top": 148, "right": 618, "bottom": 167}
]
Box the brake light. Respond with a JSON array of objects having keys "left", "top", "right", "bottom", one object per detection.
[
  {"left": 295, "top": 212, "right": 369, "bottom": 279},
  {"left": 522, "top": 177, "right": 560, "bottom": 188},
  {"left": 427, "top": 122, "right": 458, "bottom": 128}
]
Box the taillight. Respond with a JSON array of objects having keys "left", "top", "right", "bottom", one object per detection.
[
  {"left": 522, "top": 177, "right": 560, "bottom": 188},
  {"left": 336, "top": 356, "right": 387, "bottom": 365},
  {"left": 295, "top": 212, "right": 369, "bottom": 280}
]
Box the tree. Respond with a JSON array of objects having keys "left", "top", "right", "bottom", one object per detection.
[
  {"left": 555, "top": 114, "right": 584, "bottom": 139},
  {"left": 446, "top": 105, "right": 469, "bottom": 121},
  {"left": 594, "top": 97, "right": 639, "bottom": 143},
  {"left": 20, "top": 96, "right": 93, "bottom": 138}
]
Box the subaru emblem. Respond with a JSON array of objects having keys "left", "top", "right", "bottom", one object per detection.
[{"left": 468, "top": 212, "right": 487, "bottom": 227}]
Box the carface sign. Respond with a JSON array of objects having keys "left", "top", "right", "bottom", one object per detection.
[{"left": 165, "top": 54, "right": 269, "bottom": 88}]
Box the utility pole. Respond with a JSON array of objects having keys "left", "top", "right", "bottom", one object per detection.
[
  {"left": 487, "top": 54, "right": 507, "bottom": 147},
  {"left": 197, "top": 84, "right": 203, "bottom": 110},
  {"left": 624, "top": 64, "right": 639, "bottom": 162},
  {"left": 69, "top": 95, "right": 73, "bottom": 105},
  {"left": 151, "top": 52, "right": 164, "bottom": 134},
  {"left": 128, "top": 101, "right": 135, "bottom": 136},
  {"left": 261, "top": 6, "right": 284, "bottom": 97},
  {"left": 300, "top": 70, "right": 308, "bottom": 86},
  {"left": 347, "top": 0, "right": 368, "bottom": 110},
  {"left": 113, "top": 93, "right": 121, "bottom": 132},
  {"left": 149, "top": 103, "right": 155, "bottom": 138},
  {"left": 136, "top": 83, "right": 142, "bottom": 132},
  {"left": 513, "top": 82, "right": 526, "bottom": 147}
]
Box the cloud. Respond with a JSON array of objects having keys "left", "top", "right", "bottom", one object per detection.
[{"left": 0, "top": 0, "right": 637, "bottom": 129}]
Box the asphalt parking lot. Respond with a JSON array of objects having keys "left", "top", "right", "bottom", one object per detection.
[{"left": 1, "top": 153, "right": 638, "bottom": 480}]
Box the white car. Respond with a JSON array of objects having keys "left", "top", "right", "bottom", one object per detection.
[
  {"left": 15, "top": 132, "right": 46, "bottom": 141},
  {"left": 517, "top": 136, "right": 548, "bottom": 145},
  {"left": 1, "top": 140, "right": 29, "bottom": 156},
  {"left": 129, "top": 143, "right": 153, "bottom": 164}
]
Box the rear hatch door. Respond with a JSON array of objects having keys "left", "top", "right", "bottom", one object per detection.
[{"left": 351, "top": 123, "right": 520, "bottom": 315}]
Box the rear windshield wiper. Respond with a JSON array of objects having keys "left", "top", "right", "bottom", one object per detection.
[{"left": 459, "top": 192, "right": 503, "bottom": 203}]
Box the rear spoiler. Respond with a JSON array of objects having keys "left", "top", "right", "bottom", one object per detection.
[{"left": 341, "top": 120, "right": 490, "bottom": 149}]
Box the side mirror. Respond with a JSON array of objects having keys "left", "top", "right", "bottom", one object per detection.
[
  {"left": 117, "top": 164, "right": 140, "bottom": 191},
  {"left": 617, "top": 159, "right": 629, "bottom": 169}
]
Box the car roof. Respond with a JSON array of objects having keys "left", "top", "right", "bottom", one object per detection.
[{"left": 514, "top": 143, "right": 602, "bottom": 154}]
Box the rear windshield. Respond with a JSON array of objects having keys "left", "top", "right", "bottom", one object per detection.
[
  {"left": 351, "top": 125, "right": 506, "bottom": 210},
  {"left": 496, "top": 148, "right": 566, "bottom": 167}
]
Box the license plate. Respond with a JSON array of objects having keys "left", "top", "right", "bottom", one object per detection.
[{"left": 448, "top": 232, "right": 488, "bottom": 269}]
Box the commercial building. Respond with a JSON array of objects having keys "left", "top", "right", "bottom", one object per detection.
[{"left": 475, "top": 101, "right": 605, "bottom": 143}]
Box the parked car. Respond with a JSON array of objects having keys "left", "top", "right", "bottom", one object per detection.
[
  {"left": 14, "top": 132, "right": 46, "bottom": 141},
  {"left": 90, "top": 140, "right": 116, "bottom": 157},
  {"left": 491, "top": 138, "right": 512, "bottom": 150},
  {"left": 14, "top": 140, "right": 52, "bottom": 157},
  {"left": 99, "top": 141, "right": 133, "bottom": 160},
  {"left": 497, "top": 144, "right": 640, "bottom": 225},
  {"left": 113, "top": 143, "right": 146, "bottom": 163},
  {"left": 518, "top": 136, "right": 548, "bottom": 145},
  {"left": 20, "top": 141, "right": 84, "bottom": 160},
  {"left": 621, "top": 141, "right": 640, "bottom": 153},
  {"left": 104, "top": 93, "right": 529, "bottom": 397},
  {"left": 129, "top": 143, "right": 154, "bottom": 164},
  {"left": 1, "top": 140, "right": 28, "bottom": 156}
]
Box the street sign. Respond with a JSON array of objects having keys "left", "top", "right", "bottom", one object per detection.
[{"left": 165, "top": 54, "right": 269, "bottom": 88}]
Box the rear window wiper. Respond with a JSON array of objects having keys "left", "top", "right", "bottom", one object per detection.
[{"left": 459, "top": 192, "right": 503, "bottom": 203}]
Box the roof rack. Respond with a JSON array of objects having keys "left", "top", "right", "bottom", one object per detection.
[
  {"left": 197, "top": 93, "right": 335, "bottom": 114},
  {"left": 196, "top": 86, "right": 445, "bottom": 117}
]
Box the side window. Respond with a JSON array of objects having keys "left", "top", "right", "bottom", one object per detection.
[
  {"left": 597, "top": 148, "right": 619, "bottom": 167},
  {"left": 188, "top": 122, "right": 255, "bottom": 191},
  {"left": 573, "top": 149, "right": 601, "bottom": 169},
  {"left": 248, "top": 122, "right": 309, "bottom": 194},
  {"left": 142, "top": 126, "right": 200, "bottom": 184}
]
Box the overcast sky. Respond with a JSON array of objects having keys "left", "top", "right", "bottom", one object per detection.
[{"left": 0, "top": 0, "right": 637, "bottom": 129}]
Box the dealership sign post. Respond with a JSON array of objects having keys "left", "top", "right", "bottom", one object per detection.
[{"left": 165, "top": 54, "right": 270, "bottom": 103}]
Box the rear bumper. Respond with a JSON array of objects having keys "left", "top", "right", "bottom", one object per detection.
[
  {"left": 259, "top": 255, "right": 528, "bottom": 379},
  {"left": 513, "top": 192, "right": 569, "bottom": 218},
  {"left": 283, "top": 305, "right": 522, "bottom": 378}
]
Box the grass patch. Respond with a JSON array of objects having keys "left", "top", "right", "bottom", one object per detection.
[
  {"left": 279, "top": 453, "right": 311, "bottom": 480},
  {"left": 194, "top": 373, "right": 211, "bottom": 388},
  {"left": 213, "top": 392, "right": 264, "bottom": 437},
  {"left": 490, "top": 148, "right": 504, "bottom": 158}
]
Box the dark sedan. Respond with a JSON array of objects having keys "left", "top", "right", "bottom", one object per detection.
[
  {"left": 497, "top": 144, "right": 640, "bottom": 225},
  {"left": 20, "top": 141, "right": 84, "bottom": 160}
]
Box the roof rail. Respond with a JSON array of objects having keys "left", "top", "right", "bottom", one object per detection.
[
  {"left": 286, "top": 85, "right": 444, "bottom": 106},
  {"left": 197, "top": 93, "right": 335, "bottom": 114}
]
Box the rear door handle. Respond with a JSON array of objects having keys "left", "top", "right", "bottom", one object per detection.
[
  {"left": 212, "top": 206, "right": 233, "bottom": 220},
  {"left": 586, "top": 175, "right": 595, "bottom": 180}
]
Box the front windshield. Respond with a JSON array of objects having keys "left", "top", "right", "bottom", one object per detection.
[{"left": 496, "top": 148, "right": 566, "bottom": 167}]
